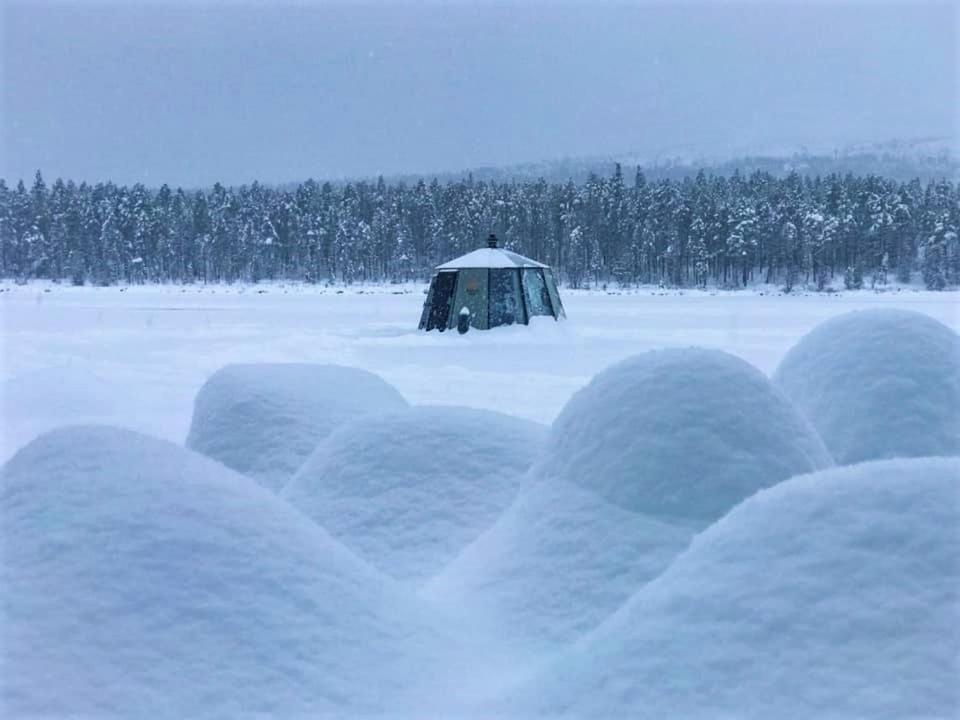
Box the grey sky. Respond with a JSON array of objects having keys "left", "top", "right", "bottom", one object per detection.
[{"left": 2, "top": 0, "right": 957, "bottom": 187}]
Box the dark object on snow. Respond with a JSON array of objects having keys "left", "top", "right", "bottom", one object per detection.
[
  {"left": 457, "top": 307, "right": 471, "bottom": 334},
  {"left": 419, "top": 233, "right": 566, "bottom": 332}
]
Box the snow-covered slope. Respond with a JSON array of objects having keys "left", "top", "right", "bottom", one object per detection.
[
  {"left": 425, "top": 348, "right": 832, "bottom": 652},
  {"left": 774, "top": 309, "right": 960, "bottom": 464},
  {"left": 0, "top": 426, "right": 453, "bottom": 718},
  {"left": 541, "top": 347, "right": 832, "bottom": 521},
  {"left": 185, "top": 363, "right": 408, "bottom": 491},
  {"left": 501, "top": 457, "right": 960, "bottom": 720},
  {"left": 283, "top": 406, "right": 546, "bottom": 584}
]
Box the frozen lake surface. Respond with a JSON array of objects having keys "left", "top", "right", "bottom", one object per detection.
[{"left": 2, "top": 282, "right": 957, "bottom": 463}]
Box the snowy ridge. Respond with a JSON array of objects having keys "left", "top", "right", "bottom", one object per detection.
[
  {"left": 382, "top": 137, "right": 960, "bottom": 185},
  {"left": 499, "top": 457, "right": 960, "bottom": 719},
  {"left": 0, "top": 426, "right": 468, "bottom": 718},
  {"left": 425, "top": 348, "right": 832, "bottom": 653},
  {"left": 186, "top": 363, "right": 408, "bottom": 491},
  {"left": 539, "top": 348, "right": 832, "bottom": 522},
  {"left": 774, "top": 309, "right": 960, "bottom": 464},
  {"left": 283, "top": 406, "right": 547, "bottom": 584}
]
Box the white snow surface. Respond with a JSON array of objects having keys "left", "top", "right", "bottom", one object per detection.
[
  {"left": 1, "top": 286, "right": 959, "bottom": 716},
  {"left": 283, "top": 405, "right": 546, "bottom": 584},
  {"left": 2, "top": 283, "right": 957, "bottom": 465},
  {"left": 436, "top": 247, "right": 548, "bottom": 269},
  {"left": 542, "top": 347, "right": 833, "bottom": 521},
  {"left": 425, "top": 348, "right": 832, "bottom": 651},
  {"left": 423, "top": 478, "right": 696, "bottom": 656},
  {"left": 0, "top": 426, "right": 462, "bottom": 718},
  {"left": 500, "top": 457, "right": 960, "bottom": 720},
  {"left": 774, "top": 309, "right": 960, "bottom": 465},
  {"left": 185, "top": 363, "right": 408, "bottom": 491}
]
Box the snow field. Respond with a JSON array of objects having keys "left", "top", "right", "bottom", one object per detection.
[
  {"left": 2, "top": 283, "right": 957, "bottom": 464},
  {"left": 425, "top": 348, "right": 832, "bottom": 652},
  {"left": 283, "top": 406, "right": 547, "bottom": 584},
  {"left": 774, "top": 309, "right": 960, "bottom": 464},
  {"left": 499, "top": 457, "right": 960, "bottom": 720},
  {"left": 0, "top": 426, "right": 465, "bottom": 718},
  {"left": 2, "top": 287, "right": 959, "bottom": 717},
  {"left": 185, "top": 363, "right": 408, "bottom": 491}
]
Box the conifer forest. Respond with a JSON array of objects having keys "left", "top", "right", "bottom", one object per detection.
[{"left": 1, "top": 166, "right": 957, "bottom": 290}]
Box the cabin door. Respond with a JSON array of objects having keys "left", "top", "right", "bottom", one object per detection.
[{"left": 425, "top": 271, "right": 458, "bottom": 330}]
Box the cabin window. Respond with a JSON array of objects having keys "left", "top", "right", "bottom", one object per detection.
[
  {"left": 522, "top": 269, "right": 554, "bottom": 317},
  {"left": 489, "top": 269, "right": 524, "bottom": 327},
  {"left": 544, "top": 268, "right": 565, "bottom": 318},
  {"left": 424, "top": 271, "right": 457, "bottom": 330}
]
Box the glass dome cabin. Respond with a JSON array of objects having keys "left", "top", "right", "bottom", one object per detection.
[{"left": 419, "top": 234, "right": 566, "bottom": 332}]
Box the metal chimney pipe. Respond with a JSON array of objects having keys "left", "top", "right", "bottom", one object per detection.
[{"left": 487, "top": 233, "right": 498, "bottom": 249}]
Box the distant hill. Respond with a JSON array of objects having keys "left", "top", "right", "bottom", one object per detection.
[{"left": 375, "top": 137, "right": 958, "bottom": 186}]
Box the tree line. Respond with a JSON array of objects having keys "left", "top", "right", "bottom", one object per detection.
[{"left": 1, "top": 166, "right": 957, "bottom": 290}]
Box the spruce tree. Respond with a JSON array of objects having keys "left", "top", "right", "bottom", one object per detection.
[{"left": 921, "top": 222, "right": 948, "bottom": 290}]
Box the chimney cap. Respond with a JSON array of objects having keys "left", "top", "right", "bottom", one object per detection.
[{"left": 487, "top": 233, "right": 498, "bottom": 249}]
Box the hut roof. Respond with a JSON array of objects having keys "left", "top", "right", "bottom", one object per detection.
[{"left": 436, "top": 247, "right": 548, "bottom": 270}]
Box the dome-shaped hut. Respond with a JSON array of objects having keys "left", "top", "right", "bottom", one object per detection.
[{"left": 419, "top": 234, "right": 565, "bottom": 332}]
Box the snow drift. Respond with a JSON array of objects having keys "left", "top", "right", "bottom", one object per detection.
[
  {"left": 425, "top": 348, "right": 832, "bottom": 651},
  {"left": 185, "top": 363, "right": 408, "bottom": 491},
  {"left": 774, "top": 309, "right": 960, "bottom": 464},
  {"left": 0, "top": 426, "right": 452, "bottom": 718},
  {"left": 540, "top": 347, "right": 832, "bottom": 521},
  {"left": 283, "top": 406, "right": 546, "bottom": 584},
  {"left": 502, "top": 457, "right": 960, "bottom": 720}
]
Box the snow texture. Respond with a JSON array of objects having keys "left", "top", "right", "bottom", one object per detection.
[
  {"left": 283, "top": 406, "right": 546, "bottom": 584},
  {"left": 423, "top": 478, "right": 695, "bottom": 654},
  {"left": 4, "top": 284, "right": 957, "bottom": 465},
  {"left": 185, "top": 363, "right": 408, "bottom": 491},
  {"left": 541, "top": 347, "right": 833, "bottom": 522},
  {"left": 774, "top": 309, "right": 960, "bottom": 465},
  {"left": 436, "top": 247, "right": 548, "bottom": 269},
  {"left": 0, "top": 426, "right": 453, "bottom": 718},
  {"left": 502, "top": 457, "right": 960, "bottom": 720},
  {"left": 425, "top": 348, "right": 832, "bottom": 650}
]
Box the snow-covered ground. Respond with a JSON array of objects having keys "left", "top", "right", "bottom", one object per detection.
[
  {"left": 1, "top": 282, "right": 957, "bottom": 464},
  {"left": 2, "top": 282, "right": 959, "bottom": 717}
]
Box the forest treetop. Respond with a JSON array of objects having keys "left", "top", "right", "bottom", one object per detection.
[{"left": 1, "top": 166, "right": 957, "bottom": 290}]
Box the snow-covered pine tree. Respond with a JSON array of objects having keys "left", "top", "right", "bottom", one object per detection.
[
  {"left": 0, "top": 180, "right": 12, "bottom": 277},
  {"left": 844, "top": 264, "right": 864, "bottom": 290},
  {"left": 689, "top": 216, "right": 710, "bottom": 288},
  {"left": 921, "top": 221, "right": 949, "bottom": 290}
]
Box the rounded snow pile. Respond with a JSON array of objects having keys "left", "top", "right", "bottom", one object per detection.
[
  {"left": 774, "top": 309, "right": 960, "bottom": 465},
  {"left": 425, "top": 348, "right": 832, "bottom": 651},
  {"left": 0, "top": 426, "right": 449, "bottom": 718},
  {"left": 503, "top": 457, "right": 960, "bottom": 720},
  {"left": 283, "top": 406, "right": 546, "bottom": 584},
  {"left": 541, "top": 347, "right": 832, "bottom": 522},
  {"left": 186, "top": 363, "right": 408, "bottom": 491}
]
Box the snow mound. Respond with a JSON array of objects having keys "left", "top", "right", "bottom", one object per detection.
[
  {"left": 503, "top": 457, "right": 960, "bottom": 720},
  {"left": 283, "top": 406, "right": 546, "bottom": 584},
  {"left": 425, "top": 348, "right": 831, "bottom": 650},
  {"left": 0, "top": 426, "right": 450, "bottom": 718},
  {"left": 774, "top": 309, "right": 960, "bottom": 464},
  {"left": 185, "top": 363, "right": 408, "bottom": 491},
  {"left": 543, "top": 347, "right": 833, "bottom": 521},
  {"left": 424, "top": 479, "right": 695, "bottom": 654}
]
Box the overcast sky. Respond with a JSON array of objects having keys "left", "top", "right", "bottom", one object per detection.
[{"left": 2, "top": 0, "right": 957, "bottom": 187}]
